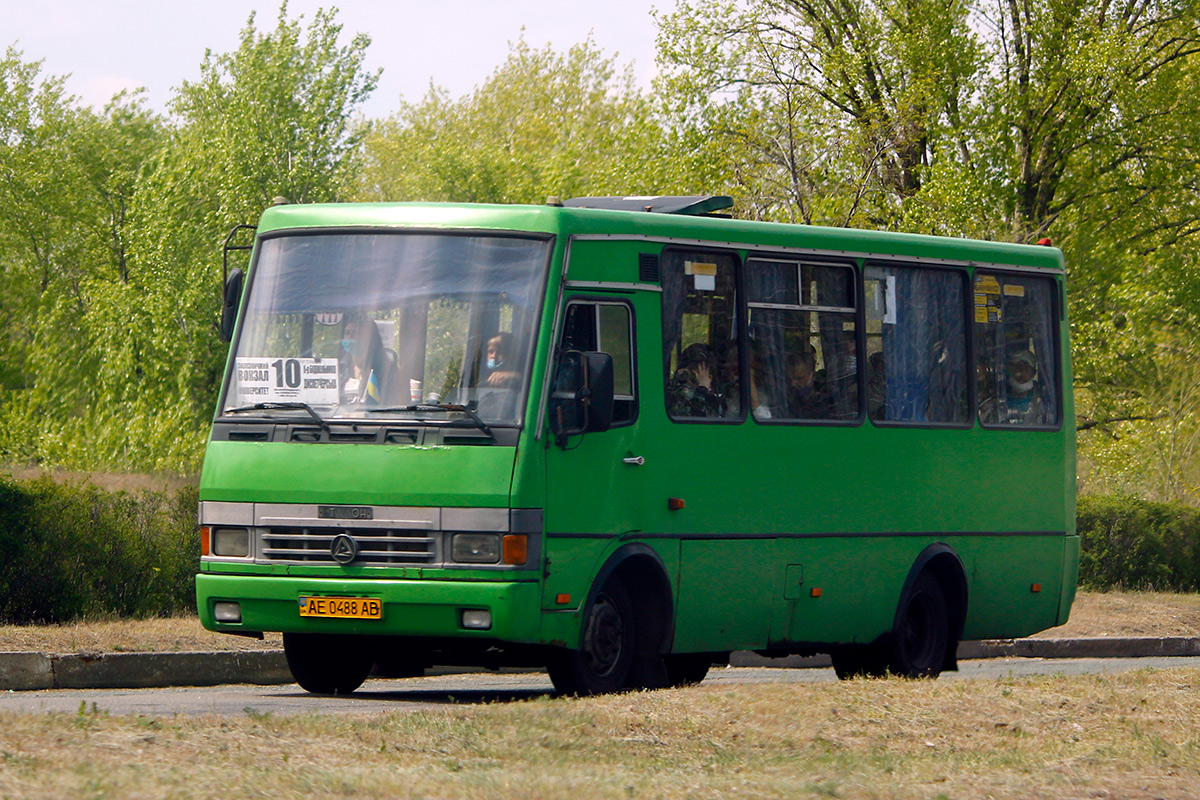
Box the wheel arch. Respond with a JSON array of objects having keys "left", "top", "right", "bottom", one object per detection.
[
  {"left": 587, "top": 543, "right": 675, "bottom": 658},
  {"left": 895, "top": 543, "right": 969, "bottom": 671}
]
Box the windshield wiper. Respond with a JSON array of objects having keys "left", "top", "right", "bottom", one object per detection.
[
  {"left": 366, "top": 403, "right": 494, "bottom": 439},
  {"left": 224, "top": 402, "right": 329, "bottom": 430}
]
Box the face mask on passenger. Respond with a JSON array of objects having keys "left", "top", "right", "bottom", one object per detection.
[
  {"left": 1008, "top": 376, "right": 1034, "bottom": 393},
  {"left": 487, "top": 358, "right": 503, "bottom": 370}
]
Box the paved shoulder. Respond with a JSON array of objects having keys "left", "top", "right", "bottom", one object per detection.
[{"left": 3, "top": 638, "right": 1199, "bottom": 692}]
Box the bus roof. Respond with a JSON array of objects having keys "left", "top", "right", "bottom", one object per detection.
[{"left": 255, "top": 201, "right": 1066, "bottom": 272}]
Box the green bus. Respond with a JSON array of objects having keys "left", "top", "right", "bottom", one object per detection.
[{"left": 197, "top": 196, "right": 1077, "bottom": 695}]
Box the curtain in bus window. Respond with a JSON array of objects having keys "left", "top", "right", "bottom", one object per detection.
[
  {"left": 864, "top": 264, "right": 968, "bottom": 424},
  {"left": 661, "top": 250, "right": 740, "bottom": 420},
  {"left": 973, "top": 273, "right": 1059, "bottom": 426},
  {"left": 746, "top": 260, "right": 858, "bottom": 421}
]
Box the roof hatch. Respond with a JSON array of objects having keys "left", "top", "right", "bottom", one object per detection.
[{"left": 563, "top": 195, "right": 734, "bottom": 216}]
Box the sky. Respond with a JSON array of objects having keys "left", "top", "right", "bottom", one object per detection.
[{"left": 1, "top": 0, "right": 664, "bottom": 119}]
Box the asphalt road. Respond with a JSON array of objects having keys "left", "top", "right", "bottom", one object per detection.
[{"left": 3, "top": 657, "right": 1197, "bottom": 717}]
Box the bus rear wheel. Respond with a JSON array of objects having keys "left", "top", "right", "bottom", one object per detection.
[
  {"left": 283, "top": 633, "right": 374, "bottom": 694},
  {"left": 548, "top": 579, "right": 635, "bottom": 696},
  {"left": 885, "top": 572, "right": 949, "bottom": 678}
]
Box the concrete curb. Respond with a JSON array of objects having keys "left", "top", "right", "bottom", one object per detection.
[
  {"left": 729, "top": 637, "right": 1200, "bottom": 669},
  {"left": 1, "top": 651, "right": 291, "bottom": 692},
  {"left": 2, "top": 638, "right": 1198, "bottom": 691}
]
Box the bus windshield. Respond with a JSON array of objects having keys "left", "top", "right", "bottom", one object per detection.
[{"left": 221, "top": 232, "right": 550, "bottom": 427}]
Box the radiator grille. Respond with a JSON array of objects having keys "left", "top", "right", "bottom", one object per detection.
[{"left": 260, "top": 527, "right": 438, "bottom": 565}]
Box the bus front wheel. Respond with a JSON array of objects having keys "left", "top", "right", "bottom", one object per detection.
[
  {"left": 284, "top": 632, "right": 374, "bottom": 694},
  {"left": 831, "top": 572, "right": 949, "bottom": 680},
  {"left": 548, "top": 579, "right": 635, "bottom": 696},
  {"left": 886, "top": 572, "right": 949, "bottom": 678}
]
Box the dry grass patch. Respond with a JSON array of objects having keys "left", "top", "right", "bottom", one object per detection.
[
  {"left": 2, "top": 669, "right": 1199, "bottom": 798},
  {"left": 2, "top": 465, "right": 196, "bottom": 493},
  {"left": 0, "top": 615, "right": 281, "bottom": 654},
  {"left": 1036, "top": 590, "right": 1200, "bottom": 639}
]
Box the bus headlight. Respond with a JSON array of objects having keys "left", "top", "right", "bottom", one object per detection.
[
  {"left": 451, "top": 533, "right": 501, "bottom": 563},
  {"left": 213, "top": 602, "right": 242, "bottom": 623},
  {"left": 212, "top": 527, "right": 251, "bottom": 557}
]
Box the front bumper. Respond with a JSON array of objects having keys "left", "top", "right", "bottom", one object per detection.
[{"left": 196, "top": 573, "right": 542, "bottom": 643}]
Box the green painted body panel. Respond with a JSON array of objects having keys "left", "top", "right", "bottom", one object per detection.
[
  {"left": 200, "top": 440, "right": 514, "bottom": 507},
  {"left": 197, "top": 574, "right": 541, "bottom": 642},
  {"left": 199, "top": 201, "right": 1077, "bottom": 659}
]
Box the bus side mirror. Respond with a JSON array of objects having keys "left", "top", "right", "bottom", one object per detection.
[
  {"left": 220, "top": 267, "right": 244, "bottom": 343},
  {"left": 549, "top": 350, "right": 615, "bottom": 447}
]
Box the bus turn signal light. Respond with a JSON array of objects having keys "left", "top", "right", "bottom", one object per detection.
[
  {"left": 1031, "top": 583, "right": 1042, "bottom": 593},
  {"left": 502, "top": 534, "right": 528, "bottom": 565},
  {"left": 810, "top": 587, "right": 823, "bottom": 598},
  {"left": 668, "top": 498, "right": 685, "bottom": 511},
  {"left": 200, "top": 526, "right": 211, "bottom": 556},
  {"left": 556, "top": 593, "right": 571, "bottom": 605}
]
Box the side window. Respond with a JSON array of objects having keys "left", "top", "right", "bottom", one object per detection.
[
  {"left": 661, "top": 250, "right": 741, "bottom": 421},
  {"left": 746, "top": 259, "right": 858, "bottom": 422},
  {"left": 560, "top": 300, "right": 637, "bottom": 425},
  {"left": 864, "top": 263, "right": 969, "bottom": 425},
  {"left": 974, "top": 272, "right": 1059, "bottom": 427}
]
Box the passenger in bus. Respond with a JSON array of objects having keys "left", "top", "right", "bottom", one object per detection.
[
  {"left": 668, "top": 343, "right": 726, "bottom": 418},
  {"left": 483, "top": 333, "right": 519, "bottom": 389},
  {"left": 340, "top": 315, "right": 400, "bottom": 404},
  {"left": 748, "top": 341, "right": 773, "bottom": 420},
  {"left": 1005, "top": 350, "right": 1048, "bottom": 424},
  {"left": 785, "top": 349, "right": 828, "bottom": 419}
]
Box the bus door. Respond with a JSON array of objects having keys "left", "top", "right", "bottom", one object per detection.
[{"left": 542, "top": 296, "right": 647, "bottom": 608}]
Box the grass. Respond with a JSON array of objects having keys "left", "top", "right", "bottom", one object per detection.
[
  {"left": 1, "top": 591, "right": 1198, "bottom": 797},
  {"left": 1, "top": 669, "right": 1199, "bottom": 798},
  {"left": 0, "top": 614, "right": 282, "bottom": 654},
  {"left": 3, "top": 590, "right": 1197, "bottom": 655},
  {"left": 1034, "top": 590, "right": 1200, "bottom": 639}
]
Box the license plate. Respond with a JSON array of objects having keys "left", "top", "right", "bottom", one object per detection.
[{"left": 298, "top": 596, "right": 382, "bottom": 619}]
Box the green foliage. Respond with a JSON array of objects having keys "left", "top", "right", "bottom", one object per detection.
[
  {"left": 0, "top": 475, "right": 199, "bottom": 623},
  {"left": 353, "top": 37, "right": 676, "bottom": 203},
  {"left": 655, "top": 0, "right": 981, "bottom": 226},
  {"left": 1077, "top": 495, "right": 1200, "bottom": 591},
  {"left": 0, "top": 5, "right": 378, "bottom": 474}
]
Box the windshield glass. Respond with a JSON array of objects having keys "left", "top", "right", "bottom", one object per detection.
[{"left": 222, "top": 232, "right": 550, "bottom": 426}]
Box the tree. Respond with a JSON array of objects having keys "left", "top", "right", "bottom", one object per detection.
[
  {"left": 354, "top": 38, "right": 673, "bottom": 204},
  {"left": 655, "top": 0, "right": 981, "bottom": 225},
  {"left": 0, "top": 5, "right": 378, "bottom": 473},
  {"left": 0, "top": 48, "right": 167, "bottom": 465}
]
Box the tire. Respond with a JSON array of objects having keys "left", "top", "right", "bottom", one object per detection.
[
  {"left": 548, "top": 579, "right": 636, "bottom": 696},
  {"left": 283, "top": 633, "right": 374, "bottom": 694},
  {"left": 885, "top": 572, "right": 949, "bottom": 678},
  {"left": 664, "top": 654, "right": 711, "bottom": 687}
]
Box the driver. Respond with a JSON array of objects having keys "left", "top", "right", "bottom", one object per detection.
[{"left": 483, "top": 333, "right": 519, "bottom": 389}]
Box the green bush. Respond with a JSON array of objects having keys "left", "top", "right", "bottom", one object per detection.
[
  {"left": 1077, "top": 495, "right": 1200, "bottom": 591},
  {"left": 0, "top": 475, "right": 198, "bottom": 623}
]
